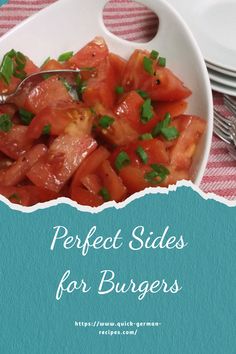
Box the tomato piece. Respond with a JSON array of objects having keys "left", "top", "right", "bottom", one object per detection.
[
  {"left": 119, "top": 165, "right": 148, "bottom": 194},
  {"left": 81, "top": 174, "right": 102, "bottom": 194},
  {"left": 83, "top": 58, "right": 117, "bottom": 109},
  {"left": 0, "top": 125, "right": 33, "bottom": 160},
  {"left": 27, "top": 135, "right": 97, "bottom": 192},
  {"left": 98, "top": 160, "right": 127, "bottom": 202},
  {"left": 160, "top": 167, "right": 190, "bottom": 187},
  {"left": 109, "top": 53, "right": 127, "bottom": 85},
  {"left": 115, "top": 90, "right": 162, "bottom": 133},
  {"left": 68, "top": 37, "right": 108, "bottom": 68},
  {"left": 27, "top": 102, "right": 94, "bottom": 139},
  {"left": 170, "top": 115, "right": 206, "bottom": 170},
  {"left": 71, "top": 187, "right": 103, "bottom": 207},
  {"left": 71, "top": 146, "right": 110, "bottom": 194},
  {"left": 0, "top": 185, "right": 58, "bottom": 206},
  {"left": 122, "top": 49, "right": 191, "bottom": 101},
  {"left": 154, "top": 100, "right": 188, "bottom": 119},
  {"left": 24, "top": 75, "right": 73, "bottom": 114},
  {"left": 41, "top": 59, "right": 64, "bottom": 70},
  {"left": 0, "top": 144, "right": 47, "bottom": 186},
  {"left": 0, "top": 104, "right": 17, "bottom": 117},
  {"left": 0, "top": 57, "right": 39, "bottom": 95}
]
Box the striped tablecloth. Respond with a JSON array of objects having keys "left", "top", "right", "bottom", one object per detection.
[{"left": 0, "top": 0, "right": 236, "bottom": 200}]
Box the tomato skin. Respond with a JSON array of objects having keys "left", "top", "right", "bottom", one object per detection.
[
  {"left": 122, "top": 49, "right": 191, "bottom": 102},
  {"left": 71, "top": 187, "right": 103, "bottom": 207},
  {"left": 153, "top": 100, "right": 188, "bottom": 119},
  {"left": 0, "top": 144, "right": 47, "bottom": 186},
  {"left": 27, "top": 135, "right": 97, "bottom": 192},
  {"left": 71, "top": 146, "right": 110, "bottom": 195},
  {"left": 41, "top": 59, "right": 64, "bottom": 70},
  {"left": 83, "top": 58, "right": 117, "bottom": 109},
  {"left": 24, "top": 75, "right": 73, "bottom": 114},
  {"left": 0, "top": 185, "right": 58, "bottom": 206},
  {"left": 119, "top": 165, "right": 148, "bottom": 194},
  {"left": 0, "top": 104, "right": 17, "bottom": 117},
  {"left": 68, "top": 37, "right": 108, "bottom": 68},
  {"left": 170, "top": 115, "right": 206, "bottom": 170},
  {"left": 109, "top": 53, "right": 127, "bottom": 85},
  {"left": 0, "top": 125, "right": 33, "bottom": 160},
  {"left": 99, "top": 160, "right": 127, "bottom": 202}
]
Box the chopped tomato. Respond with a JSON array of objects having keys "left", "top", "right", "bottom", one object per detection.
[
  {"left": 170, "top": 115, "right": 206, "bottom": 170},
  {"left": 81, "top": 174, "right": 102, "bottom": 194},
  {"left": 41, "top": 59, "right": 64, "bottom": 70},
  {"left": 0, "top": 144, "right": 47, "bottom": 186},
  {"left": 71, "top": 146, "right": 110, "bottom": 195},
  {"left": 115, "top": 90, "right": 162, "bottom": 133},
  {"left": 154, "top": 100, "right": 188, "bottom": 119},
  {"left": 83, "top": 58, "right": 117, "bottom": 109},
  {"left": 119, "top": 165, "right": 148, "bottom": 194},
  {"left": 71, "top": 187, "right": 103, "bottom": 207},
  {"left": 0, "top": 104, "right": 17, "bottom": 117},
  {"left": 68, "top": 37, "right": 108, "bottom": 69},
  {"left": 99, "top": 160, "right": 127, "bottom": 202},
  {"left": 122, "top": 50, "right": 191, "bottom": 101},
  {"left": 27, "top": 102, "right": 94, "bottom": 139},
  {"left": 0, "top": 125, "right": 33, "bottom": 160},
  {"left": 27, "top": 135, "right": 97, "bottom": 192},
  {"left": 109, "top": 53, "right": 127, "bottom": 85},
  {"left": 24, "top": 75, "right": 73, "bottom": 114}
]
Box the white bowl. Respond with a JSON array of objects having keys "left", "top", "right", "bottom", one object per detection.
[{"left": 0, "top": 0, "right": 213, "bottom": 186}]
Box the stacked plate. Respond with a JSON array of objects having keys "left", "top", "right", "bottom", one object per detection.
[{"left": 167, "top": 0, "right": 236, "bottom": 96}]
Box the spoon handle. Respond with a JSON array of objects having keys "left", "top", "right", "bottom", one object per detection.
[{"left": 0, "top": 94, "right": 8, "bottom": 105}]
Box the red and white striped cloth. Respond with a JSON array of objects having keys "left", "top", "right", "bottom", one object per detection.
[{"left": 1, "top": 0, "right": 236, "bottom": 200}]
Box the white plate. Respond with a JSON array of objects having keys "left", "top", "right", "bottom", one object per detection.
[
  {"left": 208, "top": 68, "right": 236, "bottom": 89},
  {"left": 206, "top": 61, "right": 236, "bottom": 78},
  {"left": 167, "top": 0, "right": 236, "bottom": 72},
  {"left": 211, "top": 79, "right": 236, "bottom": 97},
  {"left": 0, "top": 0, "right": 213, "bottom": 186}
]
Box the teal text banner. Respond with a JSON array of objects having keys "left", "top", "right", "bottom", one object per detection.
[{"left": 0, "top": 186, "right": 235, "bottom": 354}]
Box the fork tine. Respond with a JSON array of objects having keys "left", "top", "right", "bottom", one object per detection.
[
  {"left": 214, "top": 114, "right": 232, "bottom": 131},
  {"left": 224, "top": 96, "right": 236, "bottom": 116},
  {"left": 224, "top": 94, "right": 236, "bottom": 107},
  {"left": 214, "top": 109, "right": 234, "bottom": 125},
  {"left": 214, "top": 119, "right": 232, "bottom": 137},
  {"left": 213, "top": 124, "right": 232, "bottom": 144}
]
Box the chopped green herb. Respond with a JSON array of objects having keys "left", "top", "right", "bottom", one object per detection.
[
  {"left": 41, "top": 56, "right": 50, "bottom": 68},
  {"left": 143, "top": 56, "right": 153, "bottom": 75},
  {"left": 152, "top": 112, "right": 171, "bottom": 137},
  {"left": 0, "top": 54, "right": 14, "bottom": 84},
  {"left": 161, "top": 126, "right": 179, "bottom": 141},
  {"left": 42, "top": 73, "right": 52, "bottom": 80},
  {"left": 19, "top": 108, "right": 35, "bottom": 125},
  {"left": 58, "top": 51, "right": 74, "bottom": 62},
  {"left": 60, "top": 77, "right": 73, "bottom": 91},
  {"left": 98, "top": 115, "right": 114, "bottom": 129},
  {"left": 152, "top": 112, "right": 179, "bottom": 140},
  {"left": 13, "top": 69, "right": 26, "bottom": 80},
  {"left": 75, "top": 74, "right": 87, "bottom": 96},
  {"left": 99, "top": 187, "right": 111, "bottom": 202},
  {"left": 136, "top": 146, "right": 148, "bottom": 164},
  {"left": 136, "top": 89, "right": 149, "bottom": 99},
  {"left": 115, "top": 151, "right": 130, "bottom": 171},
  {"left": 158, "top": 57, "right": 166, "bottom": 67},
  {"left": 8, "top": 193, "right": 21, "bottom": 203},
  {"left": 15, "top": 52, "right": 26, "bottom": 71},
  {"left": 0, "top": 113, "right": 13, "bottom": 132},
  {"left": 144, "top": 164, "right": 169, "bottom": 184},
  {"left": 115, "top": 86, "right": 124, "bottom": 94},
  {"left": 42, "top": 124, "right": 51, "bottom": 135},
  {"left": 139, "top": 133, "right": 153, "bottom": 141},
  {"left": 141, "top": 98, "right": 153, "bottom": 124},
  {"left": 150, "top": 50, "right": 159, "bottom": 60}
]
